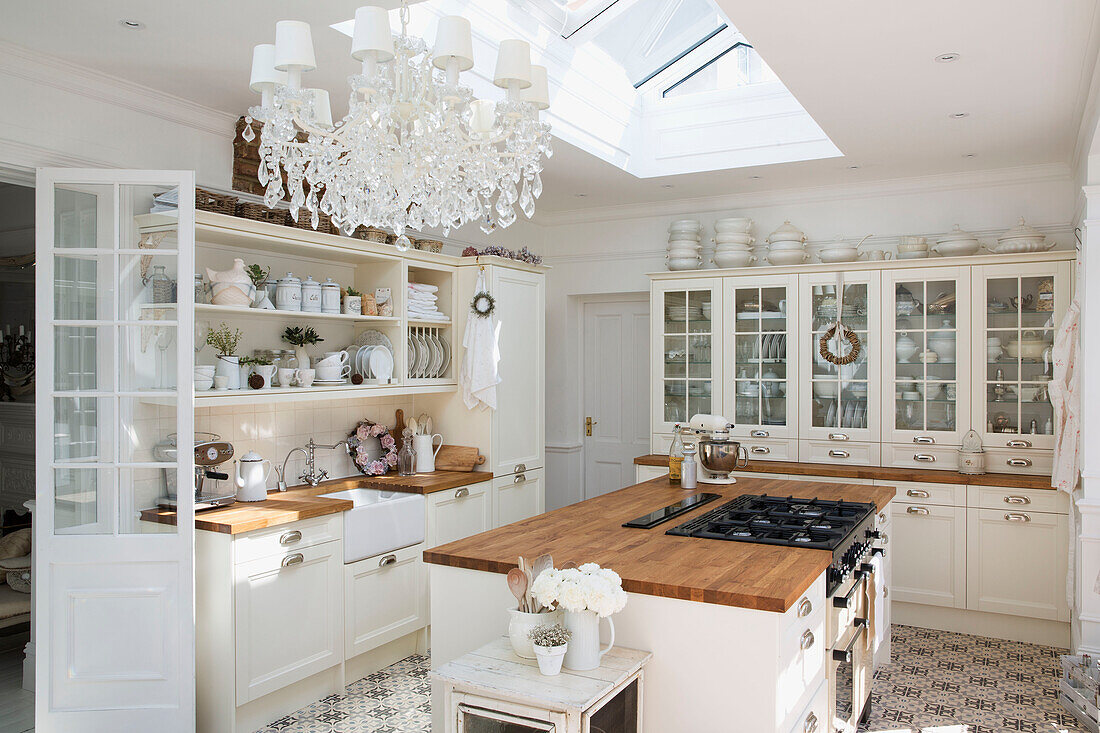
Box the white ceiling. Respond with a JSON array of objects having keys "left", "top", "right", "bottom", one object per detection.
[{"left": 2, "top": 0, "right": 1098, "bottom": 215}]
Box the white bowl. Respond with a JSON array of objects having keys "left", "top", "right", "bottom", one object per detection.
[
  {"left": 669, "top": 219, "right": 701, "bottom": 233},
  {"left": 194, "top": 365, "right": 216, "bottom": 376},
  {"left": 765, "top": 250, "right": 809, "bottom": 266},
  {"left": 667, "top": 257, "right": 702, "bottom": 271},
  {"left": 714, "top": 232, "right": 754, "bottom": 245},
  {"left": 211, "top": 281, "right": 255, "bottom": 307},
  {"left": 897, "top": 250, "right": 928, "bottom": 259},
  {"left": 667, "top": 248, "right": 702, "bottom": 259},
  {"left": 766, "top": 240, "right": 807, "bottom": 251},
  {"left": 930, "top": 239, "right": 980, "bottom": 256},
  {"left": 194, "top": 377, "right": 214, "bottom": 391},
  {"left": 899, "top": 236, "right": 927, "bottom": 246},
  {"left": 715, "top": 217, "right": 753, "bottom": 233},
  {"left": 714, "top": 242, "right": 754, "bottom": 252},
  {"left": 713, "top": 251, "right": 756, "bottom": 268},
  {"left": 986, "top": 238, "right": 1053, "bottom": 254},
  {"left": 816, "top": 247, "right": 860, "bottom": 263},
  {"left": 897, "top": 242, "right": 929, "bottom": 252}
]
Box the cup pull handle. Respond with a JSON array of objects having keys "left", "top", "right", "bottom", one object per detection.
[
  {"left": 914, "top": 454, "right": 936, "bottom": 462},
  {"left": 514, "top": 474, "right": 526, "bottom": 483},
  {"left": 279, "top": 530, "right": 303, "bottom": 546},
  {"left": 281, "top": 553, "right": 305, "bottom": 568},
  {"left": 800, "top": 630, "right": 815, "bottom": 650},
  {"left": 797, "top": 598, "right": 813, "bottom": 618},
  {"left": 750, "top": 429, "right": 769, "bottom": 437},
  {"left": 878, "top": 512, "right": 887, "bottom": 523},
  {"left": 1006, "top": 439, "right": 1032, "bottom": 448},
  {"left": 906, "top": 489, "right": 930, "bottom": 498},
  {"left": 1004, "top": 495, "right": 1031, "bottom": 505},
  {"left": 828, "top": 449, "right": 850, "bottom": 458},
  {"left": 804, "top": 712, "right": 818, "bottom": 733},
  {"left": 827, "top": 432, "right": 850, "bottom": 442},
  {"left": 907, "top": 506, "right": 930, "bottom": 515},
  {"left": 1007, "top": 458, "right": 1033, "bottom": 467},
  {"left": 751, "top": 446, "right": 770, "bottom": 455},
  {"left": 1005, "top": 512, "right": 1031, "bottom": 523},
  {"left": 379, "top": 553, "right": 398, "bottom": 567},
  {"left": 913, "top": 436, "right": 935, "bottom": 444},
  {"left": 455, "top": 487, "right": 470, "bottom": 499}
]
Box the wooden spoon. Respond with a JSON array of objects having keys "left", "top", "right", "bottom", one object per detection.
[
  {"left": 530, "top": 554, "right": 553, "bottom": 612},
  {"left": 406, "top": 416, "right": 418, "bottom": 437},
  {"left": 507, "top": 568, "right": 528, "bottom": 613},
  {"left": 560, "top": 561, "right": 578, "bottom": 570}
]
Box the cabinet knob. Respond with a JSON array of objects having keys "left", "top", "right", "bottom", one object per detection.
[
  {"left": 906, "top": 506, "right": 929, "bottom": 515},
  {"left": 281, "top": 553, "right": 304, "bottom": 568},
  {"left": 279, "top": 530, "right": 302, "bottom": 546},
  {"left": 800, "top": 630, "right": 815, "bottom": 651},
  {"left": 1006, "top": 439, "right": 1032, "bottom": 448},
  {"left": 1006, "top": 458, "right": 1033, "bottom": 468},
  {"left": 913, "top": 454, "right": 936, "bottom": 462},
  {"left": 906, "top": 489, "right": 930, "bottom": 498},
  {"left": 379, "top": 553, "right": 398, "bottom": 567},
  {"left": 828, "top": 449, "right": 850, "bottom": 459},
  {"left": 1004, "top": 512, "right": 1031, "bottom": 523},
  {"left": 804, "top": 712, "right": 818, "bottom": 733},
  {"left": 1004, "top": 495, "right": 1031, "bottom": 505},
  {"left": 514, "top": 474, "right": 527, "bottom": 484},
  {"left": 913, "top": 436, "right": 935, "bottom": 444},
  {"left": 455, "top": 487, "right": 470, "bottom": 499},
  {"left": 750, "top": 446, "right": 770, "bottom": 455},
  {"left": 750, "top": 429, "right": 770, "bottom": 437},
  {"left": 797, "top": 598, "right": 813, "bottom": 618},
  {"left": 827, "top": 432, "right": 850, "bottom": 442}
]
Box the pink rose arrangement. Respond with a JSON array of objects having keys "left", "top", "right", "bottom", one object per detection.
[{"left": 347, "top": 420, "right": 397, "bottom": 476}]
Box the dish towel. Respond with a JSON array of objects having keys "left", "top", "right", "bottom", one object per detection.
[
  {"left": 459, "top": 270, "right": 500, "bottom": 411},
  {"left": 1049, "top": 297, "right": 1081, "bottom": 610}
]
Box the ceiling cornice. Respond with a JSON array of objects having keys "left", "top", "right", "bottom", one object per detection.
[
  {"left": 533, "top": 162, "right": 1074, "bottom": 226},
  {"left": 0, "top": 40, "right": 238, "bottom": 139},
  {"left": 1070, "top": 0, "right": 1100, "bottom": 178}
]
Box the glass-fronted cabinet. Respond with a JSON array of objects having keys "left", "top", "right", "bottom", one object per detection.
[
  {"left": 881, "top": 267, "right": 971, "bottom": 446},
  {"left": 974, "top": 261, "right": 1072, "bottom": 451},
  {"left": 651, "top": 280, "right": 722, "bottom": 434},
  {"left": 798, "top": 271, "right": 880, "bottom": 443},
  {"left": 722, "top": 276, "right": 797, "bottom": 439}
]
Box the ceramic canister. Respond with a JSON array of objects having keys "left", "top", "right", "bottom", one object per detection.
[
  {"left": 320, "top": 278, "right": 341, "bottom": 314},
  {"left": 275, "top": 273, "right": 302, "bottom": 311},
  {"left": 301, "top": 276, "right": 322, "bottom": 313}
]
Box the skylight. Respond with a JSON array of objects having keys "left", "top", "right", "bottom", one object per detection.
[{"left": 663, "top": 42, "right": 778, "bottom": 98}]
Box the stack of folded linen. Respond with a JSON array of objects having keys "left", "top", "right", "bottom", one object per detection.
[{"left": 408, "top": 283, "right": 449, "bottom": 321}]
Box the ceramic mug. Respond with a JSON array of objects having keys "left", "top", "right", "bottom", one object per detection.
[
  {"left": 861, "top": 250, "right": 893, "bottom": 261},
  {"left": 297, "top": 368, "right": 316, "bottom": 387},
  {"left": 253, "top": 365, "right": 276, "bottom": 388},
  {"left": 414, "top": 433, "right": 444, "bottom": 473},
  {"left": 213, "top": 375, "right": 229, "bottom": 390},
  {"left": 276, "top": 367, "right": 299, "bottom": 387},
  {"left": 316, "top": 365, "right": 350, "bottom": 382},
  {"left": 320, "top": 350, "right": 350, "bottom": 367}
]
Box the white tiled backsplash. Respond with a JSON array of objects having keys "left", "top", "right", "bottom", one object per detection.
[{"left": 196, "top": 396, "right": 424, "bottom": 488}]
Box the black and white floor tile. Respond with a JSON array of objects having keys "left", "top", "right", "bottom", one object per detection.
[{"left": 256, "top": 626, "right": 1084, "bottom": 733}]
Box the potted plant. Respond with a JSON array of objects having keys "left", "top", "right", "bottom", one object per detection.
[
  {"left": 531, "top": 563, "right": 627, "bottom": 671},
  {"left": 281, "top": 326, "right": 323, "bottom": 369},
  {"left": 239, "top": 355, "right": 274, "bottom": 389},
  {"left": 344, "top": 286, "right": 363, "bottom": 316},
  {"left": 246, "top": 264, "right": 274, "bottom": 308},
  {"left": 206, "top": 323, "right": 243, "bottom": 389},
  {"left": 528, "top": 623, "right": 571, "bottom": 676}
]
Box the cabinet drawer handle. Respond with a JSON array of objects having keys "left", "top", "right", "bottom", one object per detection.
[
  {"left": 279, "top": 530, "right": 302, "bottom": 546},
  {"left": 455, "top": 487, "right": 470, "bottom": 499},
  {"left": 914, "top": 453, "right": 936, "bottom": 462},
  {"left": 828, "top": 449, "right": 850, "bottom": 458},
  {"left": 804, "top": 712, "right": 818, "bottom": 733},
  {"left": 750, "top": 429, "right": 770, "bottom": 437},
  {"left": 1005, "top": 512, "right": 1031, "bottom": 523},
  {"left": 881, "top": 532, "right": 889, "bottom": 545},
  {"left": 828, "top": 432, "right": 850, "bottom": 442},
  {"left": 750, "top": 446, "right": 770, "bottom": 455},
  {"left": 913, "top": 436, "right": 935, "bottom": 445},
  {"left": 799, "top": 630, "right": 815, "bottom": 651},
  {"left": 906, "top": 489, "right": 930, "bottom": 498},
  {"left": 797, "top": 598, "right": 813, "bottom": 618},
  {"left": 878, "top": 512, "right": 887, "bottom": 524},
  {"left": 514, "top": 463, "right": 526, "bottom": 474},
  {"left": 1007, "top": 458, "right": 1033, "bottom": 468},
  {"left": 514, "top": 474, "right": 526, "bottom": 484},
  {"left": 281, "top": 553, "right": 304, "bottom": 568},
  {"left": 379, "top": 553, "right": 398, "bottom": 567},
  {"left": 906, "top": 506, "right": 930, "bottom": 515},
  {"left": 1006, "top": 439, "right": 1032, "bottom": 448},
  {"left": 1004, "top": 495, "right": 1031, "bottom": 505}
]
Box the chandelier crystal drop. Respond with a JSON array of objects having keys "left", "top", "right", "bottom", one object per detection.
[{"left": 245, "top": 4, "right": 552, "bottom": 238}]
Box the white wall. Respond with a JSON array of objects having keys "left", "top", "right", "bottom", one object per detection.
[{"left": 538, "top": 166, "right": 1079, "bottom": 509}]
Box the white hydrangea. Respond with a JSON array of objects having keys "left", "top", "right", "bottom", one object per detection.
[{"left": 530, "top": 563, "right": 628, "bottom": 618}]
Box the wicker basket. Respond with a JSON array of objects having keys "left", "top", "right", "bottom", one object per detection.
[
  {"left": 234, "top": 201, "right": 288, "bottom": 226},
  {"left": 195, "top": 188, "right": 238, "bottom": 215},
  {"left": 288, "top": 209, "right": 336, "bottom": 235},
  {"left": 356, "top": 227, "right": 392, "bottom": 244},
  {"left": 414, "top": 238, "right": 444, "bottom": 253}
]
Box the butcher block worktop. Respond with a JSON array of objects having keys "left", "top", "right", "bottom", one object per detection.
[
  {"left": 634, "top": 454, "right": 1055, "bottom": 490},
  {"left": 424, "top": 475, "right": 895, "bottom": 613},
  {"left": 140, "top": 470, "right": 493, "bottom": 534}
]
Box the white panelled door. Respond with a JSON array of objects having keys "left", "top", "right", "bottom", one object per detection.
[
  {"left": 583, "top": 298, "right": 650, "bottom": 498},
  {"left": 35, "top": 169, "right": 195, "bottom": 731}
]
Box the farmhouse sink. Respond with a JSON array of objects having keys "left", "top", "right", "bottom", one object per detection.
[{"left": 319, "top": 488, "right": 425, "bottom": 564}]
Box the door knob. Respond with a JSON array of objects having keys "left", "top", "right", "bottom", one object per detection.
[{"left": 585, "top": 416, "right": 598, "bottom": 436}]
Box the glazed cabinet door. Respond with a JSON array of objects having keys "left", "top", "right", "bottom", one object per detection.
[
  {"left": 651, "top": 279, "right": 722, "bottom": 434},
  {"left": 889, "top": 501, "right": 966, "bottom": 608},
  {"left": 880, "top": 267, "right": 972, "bottom": 448},
  {"left": 972, "top": 261, "right": 1071, "bottom": 451},
  {"left": 722, "top": 275, "right": 798, "bottom": 441},
  {"left": 798, "top": 270, "right": 880, "bottom": 444}
]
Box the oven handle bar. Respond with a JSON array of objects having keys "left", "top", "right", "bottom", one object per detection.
[
  {"left": 831, "top": 618, "right": 869, "bottom": 663},
  {"left": 832, "top": 570, "right": 867, "bottom": 608}
]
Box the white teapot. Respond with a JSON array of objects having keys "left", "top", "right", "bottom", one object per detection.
[{"left": 235, "top": 450, "right": 273, "bottom": 502}]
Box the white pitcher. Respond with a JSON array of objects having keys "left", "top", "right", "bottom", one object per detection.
[
  {"left": 562, "top": 609, "right": 615, "bottom": 671},
  {"left": 413, "top": 433, "right": 443, "bottom": 473},
  {"left": 234, "top": 450, "right": 273, "bottom": 502}
]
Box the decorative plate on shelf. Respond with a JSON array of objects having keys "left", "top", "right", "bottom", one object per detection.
[{"left": 353, "top": 329, "right": 393, "bottom": 355}]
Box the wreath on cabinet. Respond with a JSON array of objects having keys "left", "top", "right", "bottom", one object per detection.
[
  {"left": 471, "top": 290, "right": 496, "bottom": 318},
  {"left": 347, "top": 420, "right": 397, "bottom": 476},
  {"left": 819, "top": 323, "right": 861, "bottom": 366}
]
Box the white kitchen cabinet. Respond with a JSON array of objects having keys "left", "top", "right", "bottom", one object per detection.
[
  {"left": 233, "top": 540, "right": 343, "bottom": 703},
  {"left": 493, "top": 468, "right": 544, "bottom": 527},
  {"left": 345, "top": 543, "right": 427, "bottom": 660},
  {"left": 889, "top": 501, "right": 966, "bottom": 608},
  {"left": 966, "top": 507, "right": 1069, "bottom": 621},
  {"left": 652, "top": 279, "right": 723, "bottom": 434},
  {"left": 426, "top": 482, "right": 493, "bottom": 547}
]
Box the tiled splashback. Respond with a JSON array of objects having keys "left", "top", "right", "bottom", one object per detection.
[{"left": 196, "top": 395, "right": 424, "bottom": 489}]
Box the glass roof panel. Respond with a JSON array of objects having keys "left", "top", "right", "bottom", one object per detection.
[
  {"left": 560, "top": 0, "right": 619, "bottom": 37},
  {"left": 663, "top": 43, "right": 778, "bottom": 98}
]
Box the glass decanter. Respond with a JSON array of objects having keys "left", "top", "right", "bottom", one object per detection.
[{"left": 397, "top": 429, "right": 417, "bottom": 476}]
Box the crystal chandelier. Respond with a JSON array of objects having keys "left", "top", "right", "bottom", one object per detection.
[{"left": 243, "top": 3, "right": 553, "bottom": 248}]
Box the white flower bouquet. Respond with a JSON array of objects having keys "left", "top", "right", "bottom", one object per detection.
[{"left": 530, "top": 563, "right": 627, "bottom": 618}]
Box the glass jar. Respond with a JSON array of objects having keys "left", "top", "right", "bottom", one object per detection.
[
  {"left": 397, "top": 430, "right": 417, "bottom": 476},
  {"left": 194, "top": 273, "right": 209, "bottom": 304},
  {"left": 148, "top": 265, "right": 175, "bottom": 304}
]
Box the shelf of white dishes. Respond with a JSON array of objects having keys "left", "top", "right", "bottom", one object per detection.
[
  {"left": 407, "top": 318, "right": 452, "bottom": 326},
  {"left": 142, "top": 382, "right": 456, "bottom": 407},
  {"left": 192, "top": 302, "right": 400, "bottom": 325}
]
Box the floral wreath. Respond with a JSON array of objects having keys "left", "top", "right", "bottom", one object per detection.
[
  {"left": 819, "top": 323, "right": 861, "bottom": 366},
  {"left": 471, "top": 290, "right": 496, "bottom": 318},
  {"left": 347, "top": 420, "right": 397, "bottom": 476}
]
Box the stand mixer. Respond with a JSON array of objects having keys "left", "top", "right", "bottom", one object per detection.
[{"left": 688, "top": 414, "right": 748, "bottom": 485}]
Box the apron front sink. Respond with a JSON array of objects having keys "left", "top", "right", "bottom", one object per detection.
[{"left": 319, "top": 488, "right": 425, "bottom": 564}]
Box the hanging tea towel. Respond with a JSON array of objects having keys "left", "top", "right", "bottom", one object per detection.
[{"left": 460, "top": 270, "right": 501, "bottom": 410}]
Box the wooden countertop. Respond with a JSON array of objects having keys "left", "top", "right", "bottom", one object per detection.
[
  {"left": 424, "top": 476, "right": 896, "bottom": 613},
  {"left": 633, "top": 454, "right": 1055, "bottom": 490},
  {"left": 140, "top": 471, "right": 493, "bottom": 534}
]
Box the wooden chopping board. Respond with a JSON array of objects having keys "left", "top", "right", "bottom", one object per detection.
[{"left": 434, "top": 445, "right": 486, "bottom": 472}]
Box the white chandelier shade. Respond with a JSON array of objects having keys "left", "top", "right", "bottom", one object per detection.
[{"left": 243, "top": 3, "right": 553, "bottom": 246}]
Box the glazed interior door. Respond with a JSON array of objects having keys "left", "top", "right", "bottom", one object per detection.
[{"left": 35, "top": 169, "right": 195, "bottom": 732}]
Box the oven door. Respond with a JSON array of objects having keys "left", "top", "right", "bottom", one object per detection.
[{"left": 827, "top": 570, "right": 874, "bottom": 733}]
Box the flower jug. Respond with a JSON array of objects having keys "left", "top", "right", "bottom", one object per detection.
[{"left": 562, "top": 609, "right": 615, "bottom": 671}]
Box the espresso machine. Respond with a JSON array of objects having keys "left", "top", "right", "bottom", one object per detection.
[
  {"left": 153, "top": 432, "right": 237, "bottom": 511},
  {"left": 688, "top": 414, "right": 748, "bottom": 484}
]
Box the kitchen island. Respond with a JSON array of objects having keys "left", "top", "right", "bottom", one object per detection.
[{"left": 426, "top": 475, "right": 895, "bottom": 733}]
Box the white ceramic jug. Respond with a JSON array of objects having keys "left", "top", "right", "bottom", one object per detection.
[
  {"left": 235, "top": 450, "right": 272, "bottom": 502},
  {"left": 562, "top": 609, "right": 615, "bottom": 671},
  {"left": 413, "top": 433, "right": 443, "bottom": 473}
]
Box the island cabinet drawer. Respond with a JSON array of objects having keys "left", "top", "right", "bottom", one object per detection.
[
  {"left": 890, "top": 482, "right": 965, "bottom": 508},
  {"left": 739, "top": 437, "right": 797, "bottom": 462},
  {"left": 783, "top": 679, "right": 827, "bottom": 733},
  {"left": 781, "top": 576, "right": 825, "bottom": 633},
  {"left": 799, "top": 440, "right": 879, "bottom": 467},
  {"left": 882, "top": 443, "right": 959, "bottom": 471},
  {"left": 967, "top": 485, "right": 1066, "bottom": 515},
  {"left": 233, "top": 514, "right": 343, "bottom": 565},
  {"left": 982, "top": 447, "right": 1054, "bottom": 476},
  {"left": 777, "top": 610, "right": 826, "bottom": 729}
]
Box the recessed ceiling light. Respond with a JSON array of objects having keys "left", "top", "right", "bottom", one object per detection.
[
  {"left": 750, "top": 175, "right": 762, "bottom": 180},
  {"left": 118, "top": 19, "right": 145, "bottom": 30},
  {"left": 575, "top": 193, "right": 587, "bottom": 198},
  {"left": 949, "top": 112, "right": 970, "bottom": 119},
  {"left": 964, "top": 153, "right": 977, "bottom": 158},
  {"left": 848, "top": 165, "right": 860, "bottom": 170},
  {"left": 935, "top": 53, "right": 961, "bottom": 63},
  {"left": 660, "top": 184, "right": 674, "bottom": 189}
]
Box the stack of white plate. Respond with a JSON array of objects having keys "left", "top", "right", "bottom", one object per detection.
[
  {"left": 897, "top": 235, "right": 929, "bottom": 259},
  {"left": 762, "top": 220, "right": 809, "bottom": 266},
  {"left": 713, "top": 217, "right": 756, "bottom": 268},
  {"left": 665, "top": 303, "right": 704, "bottom": 322},
  {"left": 667, "top": 219, "right": 702, "bottom": 270}
]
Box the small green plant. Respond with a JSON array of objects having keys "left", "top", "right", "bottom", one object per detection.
[
  {"left": 528, "top": 623, "right": 571, "bottom": 648},
  {"left": 239, "top": 355, "right": 272, "bottom": 366},
  {"left": 345, "top": 286, "right": 362, "bottom": 297},
  {"left": 245, "top": 263, "right": 270, "bottom": 288},
  {"left": 206, "top": 322, "right": 242, "bottom": 356},
  {"left": 281, "top": 326, "right": 324, "bottom": 347}
]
